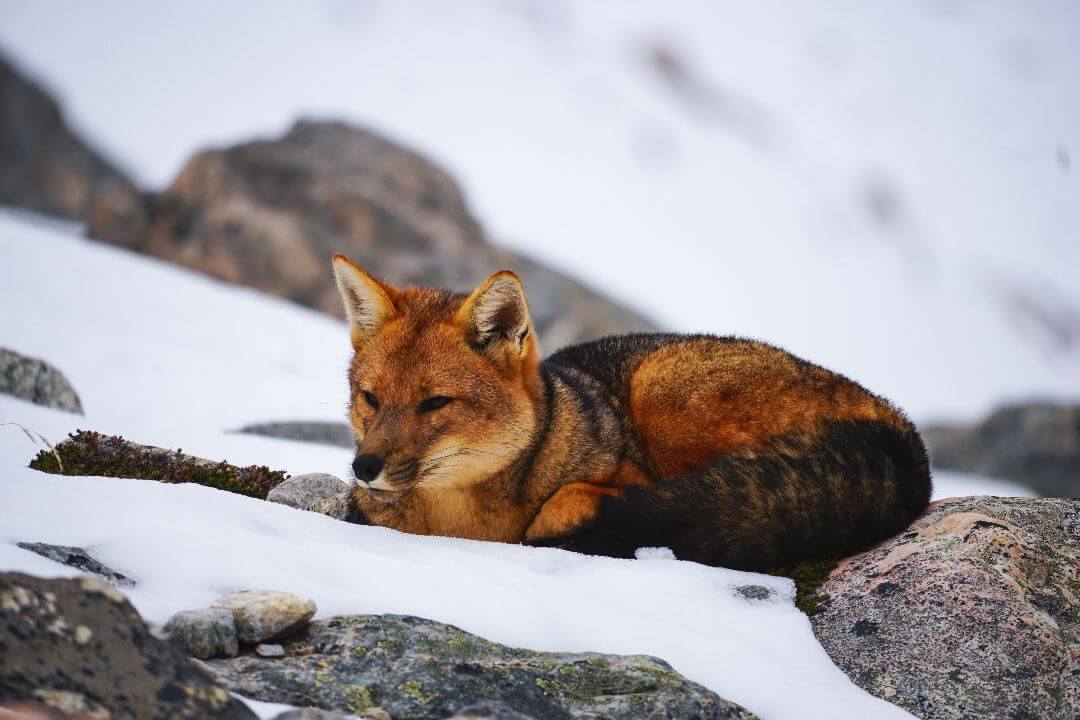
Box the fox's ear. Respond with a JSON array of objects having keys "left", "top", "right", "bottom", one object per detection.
[
  {"left": 458, "top": 270, "right": 535, "bottom": 364},
  {"left": 332, "top": 254, "right": 397, "bottom": 348}
]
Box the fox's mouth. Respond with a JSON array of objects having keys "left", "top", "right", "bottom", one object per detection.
[{"left": 360, "top": 470, "right": 413, "bottom": 499}]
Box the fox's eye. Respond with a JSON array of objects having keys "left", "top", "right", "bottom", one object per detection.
[
  {"left": 419, "top": 396, "right": 453, "bottom": 413},
  {"left": 362, "top": 391, "right": 380, "bottom": 410}
]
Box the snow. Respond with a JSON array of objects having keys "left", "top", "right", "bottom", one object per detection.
[
  {"left": 0, "top": 212, "right": 1042, "bottom": 719},
  {"left": 1, "top": 1, "right": 1078, "bottom": 422}
]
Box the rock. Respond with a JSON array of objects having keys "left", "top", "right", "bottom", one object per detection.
[
  {"left": 256, "top": 643, "right": 286, "bottom": 658},
  {"left": 213, "top": 590, "right": 317, "bottom": 644},
  {"left": 205, "top": 614, "right": 756, "bottom": 720},
  {"left": 0, "top": 55, "right": 140, "bottom": 223},
  {"left": 811, "top": 496, "right": 1079, "bottom": 720},
  {"left": 734, "top": 585, "right": 773, "bottom": 602},
  {"left": 239, "top": 421, "right": 355, "bottom": 449},
  {"left": 16, "top": 541, "right": 134, "bottom": 587},
  {"left": 922, "top": 402, "right": 1080, "bottom": 497},
  {"left": 164, "top": 608, "right": 239, "bottom": 659},
  {"left": 0, "top": 347, "right": 83, "bottom": 413},
  {"left": 446, "top": 701, "right": 538, "bottom": 719},
  {"left": 272, "top": 710, "right": 364, "bottom": 720},
  {"left": 0, "top": 571, "right": 256, "bottom": 719},
  {"left": 267, "top": 473, "right": 349, "bottom": 513},
  {"left": 86, "top": 119, "right": 656, "bottom": 348}
]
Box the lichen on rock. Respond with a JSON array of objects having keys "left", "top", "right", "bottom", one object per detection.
[{"left": 205, "top": 614, "right": 757, "bottom": 720}]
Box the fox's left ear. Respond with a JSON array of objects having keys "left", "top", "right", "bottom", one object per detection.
[
  {"left": 332, "top": 253, "right": 398, "bottom": 349},
  {"left": 458, "top": 270, "right": 535, "bottom": 364}
]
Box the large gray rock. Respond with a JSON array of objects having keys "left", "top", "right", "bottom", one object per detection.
[
  {"left": 811, "top": 496, "right": 1079, "bottom": 720},
  {"left": 922, "top": 402, "right": 1080, "bottom": 497},
  {"left": 205, "top": 613, "right": 756, "bottom": 720},
  {"left": 16, "top": 541, "right": 133, "bottom": 587},
  {"left": 86, "top": 120, "right": 657, "bottom": 349},
  {"left": 0, "top": 347, "right": 83, "bottom": 413},
  {"left": 267, "top": 473, "right": 350, "bottom": 514},
  {"left": 212, "top": 590, "right": 317, "bottom": 644},
  {"left": 164, "top": 608, "right": 239, "bottom": 659},
  {"left": 0, "top": 572, "right": 255, "bottom": 719},
  {"left": 0, "top": 54, "right": 139, "bottom": 222}
]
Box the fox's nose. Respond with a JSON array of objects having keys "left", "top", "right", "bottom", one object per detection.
[{"left": 352, "top": 454, "right": 384, "bottom": 483}]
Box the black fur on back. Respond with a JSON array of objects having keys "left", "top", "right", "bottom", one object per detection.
[{"left": 533, "top": 418, "right": 932, "bottom": 571}]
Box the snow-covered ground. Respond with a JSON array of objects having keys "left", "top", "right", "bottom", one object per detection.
[
  {"left": 0, "top": 212, "right": 1038, "bottom": 719},
  {"left": 1, "top": 0, "right": 1078, "bottom": 423}
]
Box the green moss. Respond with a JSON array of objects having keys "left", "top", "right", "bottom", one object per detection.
[
  {"left": 342, "top": 684, "right": 376, "bottom": 713},
  {"left": 397, "top": 680, "right": 437, "bottom": 704},
  {"left": 350, "top": 645, "right": 368, "bottom": 657},
  {"left": 534, "top": 677, "right": 560, "bottom": 696},
  {"left": 29, "top": 430, "right": 286, "bottom": 499},
  {"left": 768, "top": 558, "right": 838, "bottom": 616},
  {"left": 314, "top": 673, "right": 333, "bottom": 690},
  {"left": 557, "top": 664, "right": 581, "bottom": 677}
]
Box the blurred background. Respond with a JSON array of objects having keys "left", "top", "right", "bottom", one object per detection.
[{"left": 1, "top": 0, "right": 1078, "bottom": 496}]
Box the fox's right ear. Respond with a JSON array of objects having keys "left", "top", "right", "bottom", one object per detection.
[{"left": 332, "top": 254, "right": 398, "bottom": 348}]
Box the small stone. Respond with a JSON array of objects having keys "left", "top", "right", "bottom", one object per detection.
[
  {"left": 256, "top": 643, "right": 285, "bottom": 658},
  {"left": 735, "top": 585, "right": 773, "bottom": 602},
  {"left": 18, "top": 543, "right": 134, "bottom": 587},
  {"left": 447, "top": 701, "right": 538, "bottom": 719},
  {"left": 267, "top": 473, "right": 348, "bottom": 513},
  {"left": 163, "top": 608, "right": 238, "bottom": 659},
  {"left": 272, "top": 709, "right": 359, "bottom": 720},
  {"left": 74, "top": 625, "right": 93, "bottom": 645},
  {"left": 212, "top": 590, "right": 316, "bottom": 644}
]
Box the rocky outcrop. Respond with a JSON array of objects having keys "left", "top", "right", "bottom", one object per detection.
[
  {"left": 0, "top": 572, "right": 255, "bottom": 719},
  {"left": 206, "top": 613, "right": 756, "bottom": 720},
  {"left": 0, "top": 347, "right": 83, "bottom": 413},
  {"left": 811, "top": 496, "right": 1079, "bottom": 720},
  {"left": 922, "top": 402, "right": 1080, "bottom": 497},
  {"left": 86, "top": 120, "right": 656, "bottom": 348},
  {"left": 16, "top": 541, "right": 133, "bottom": 587},
  {"left": 0, "top": 55, "right": 138, "bottom": 222}
]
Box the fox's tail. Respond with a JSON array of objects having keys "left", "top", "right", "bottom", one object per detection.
[{"left": 544, "top": 418, "right": 931, "bottom": 571}]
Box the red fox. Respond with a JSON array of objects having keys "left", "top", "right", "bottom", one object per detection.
[{"left": 332, "top": 254, "right": 931, "bottom": 570}]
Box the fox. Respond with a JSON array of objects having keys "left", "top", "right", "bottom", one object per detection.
[{"left": 331, "top": 253, "right": 932, "bottom": 571}]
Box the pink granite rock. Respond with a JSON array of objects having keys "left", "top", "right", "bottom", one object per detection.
[{"left": 811, "top": 496, "right": 1078, "bottom": 719}]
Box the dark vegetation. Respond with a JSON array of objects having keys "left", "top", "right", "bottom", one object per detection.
[{"left": 29, "top": 430, "right": 286, "bottom": 499}]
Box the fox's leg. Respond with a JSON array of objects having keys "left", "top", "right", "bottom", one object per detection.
[{"left": 524, "top": 483, "right": 620, "bottom": 543}]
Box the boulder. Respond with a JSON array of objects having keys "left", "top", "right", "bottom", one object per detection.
[
  {"left": 267, "top": 473, "right": 350, "bottom": 514},
  {"left": 16, "top": 541, "right": 133, "bottom": 587},
  {"left": 205, "top": 613, "right": 756, "bottom": 720},
  {"left": 811, "top": 496, "right": 1079, "bottom": 720},
  {"left": 0, "top": 54, "right": 139, "bottom": 222},
  {"left": 212, "top": 590, "right": 317, "bottom": 644},
  {"left": 86, "top": 120, "right": 656, "bottom": 348},
  {"left": 0, "top": 347, "right": 83, "bottom": 413},
  {"left": 0, "top": 572, "right": 255, "bottom": 719},
  {"left": 922, "top": 402, "right": 1080, "bottom": 497},
  {"left": 164, "top": 608, "right": 240, "bottom": 659}
]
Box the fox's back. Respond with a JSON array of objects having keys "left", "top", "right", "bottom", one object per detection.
[{"left": 544, "top": 333, "right": 909, "bottom": 481}]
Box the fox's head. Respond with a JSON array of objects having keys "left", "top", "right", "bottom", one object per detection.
[{"left": 332, "top": 253, "right": 542, "bottom": 498}]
